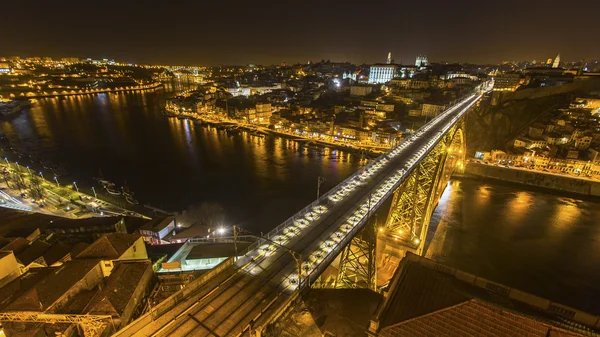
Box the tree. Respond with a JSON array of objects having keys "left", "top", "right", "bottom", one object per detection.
[
  {"left": 29, "top": 175, "right": 45, "bottom": 201},
  {"left": 177, "top": 202, "right": 225, "bottom": 229},
  {"left": 12, "top": 166, "right": 27, "bottom": 192}
]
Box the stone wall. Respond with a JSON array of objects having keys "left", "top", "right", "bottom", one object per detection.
[
  {"left": 492, "top": 79, "right": 600, "bottom": 106},
  {"left": 464, "top": 162, "right": 600, "bottom": 197}
]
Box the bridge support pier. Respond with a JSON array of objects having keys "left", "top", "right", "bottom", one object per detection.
[{"left": 334, "top": 215, "right": 377, "bottom": 291}]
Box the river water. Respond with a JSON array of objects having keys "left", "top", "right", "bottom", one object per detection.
[
  {"left": 1, "top": 84, "right": 599, "bottom": 314},
  {"left": 427, "top": 178, "right": 600, "bottom": 314}
]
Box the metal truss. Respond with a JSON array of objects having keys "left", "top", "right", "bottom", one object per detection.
[
  {"left": 385, "top": 124, "right": 465, "bottom": 253},
  {"left": 335, "top": 216, "right": 377, "bottom": 290},
  {"left": 0, "top": 311, "right": 113, "bottom": 337}
]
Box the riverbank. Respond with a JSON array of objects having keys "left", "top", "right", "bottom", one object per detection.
[
  {"left": 462, "top": 161, "right": 600, "bottom": 197},
  {"left": 5, "top": 82, "right": 163, "bottom": 99},
  {"left": 0, "top": 159, "right": 149, "bottom": 220},
  {"left": 0, "top": 99, "right": 30, "bottom": 120},
  {"left": 165, "top": 112, "right": 387, "bottom": 156}
]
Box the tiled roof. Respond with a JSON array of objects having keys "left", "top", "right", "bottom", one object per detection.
[
  {"left": 77, "top": 233, "right": 140, "bottom": 259},
  {"left": 70, "top": 242, "right": 89, "bottom": 258},
  {"left": 0, "top": 267, "right": 56, "bottom": 310},
  {"left": 377, "top": 253, "right": 599, "bottom": 337},
  {"left": 41, "top": 242, "right": 73, "bottom": 266},
  {"left": 3, "top": 259, "right": 101, "bottom": 312},
  {"left": 380, "top": 299, "right": 584, "bottom": 337},
  {"left": 15, "top": 240, "right": 50, "bottom": 266},
  {"left": 85, "top": 260, "right": 151, "bottom": 316},
  {"left": 0, "top": 237, "right": 30, "bottom": 255}
]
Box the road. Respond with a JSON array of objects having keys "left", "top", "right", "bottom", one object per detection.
[
  {"left": 0, "top": 161, "right": 147, "bottom": 219},
  {"left": 142, "top": 90, "right": 487, "bottom": 337}
]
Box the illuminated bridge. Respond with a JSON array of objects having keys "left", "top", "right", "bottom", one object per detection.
[{"left": 114, "top": 83, "right": 491, "bottom": 337}]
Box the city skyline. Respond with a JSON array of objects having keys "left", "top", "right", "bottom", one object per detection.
[{"left": 3, "top": 0, "right": 599, "bottom": 66}]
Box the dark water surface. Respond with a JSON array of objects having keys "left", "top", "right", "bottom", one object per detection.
[{"left": 427, "top": 178, "right": 600, "bottom": 314}]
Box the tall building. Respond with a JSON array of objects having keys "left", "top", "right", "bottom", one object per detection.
[
  {"left": 552, "top": 54, "right": 560, "bottom": 68},
  {"left": 369, "top": 53, "right": 398, "bottom": 84},
  {"left": 369, "top": 64, "right": 396, "bottom": 84},
  {"left": 415, "top": 55, "right": 428, "bottom": 67}
]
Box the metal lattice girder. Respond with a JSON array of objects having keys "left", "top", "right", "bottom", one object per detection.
[
  {"left": 335, "top": 217, "right": 377, "bottom": 290},
  {"left": 0, "top": 311, "right": 112, "bottom": 337},
  {"left": 385, "top": 124, "right": 465, "bottom": 249}
]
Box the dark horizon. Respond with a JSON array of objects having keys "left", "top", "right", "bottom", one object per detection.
[{"left": 4, "top": 0, "right": 599, "bottom": 66}]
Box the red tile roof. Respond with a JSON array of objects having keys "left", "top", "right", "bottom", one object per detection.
[
  {"left": 77, "top": 233, "right": 141, "bottom": 259},
  {"left": 380, "top": 299, "right": 584, "bottom": 337}
]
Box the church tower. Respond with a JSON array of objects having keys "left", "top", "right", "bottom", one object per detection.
[{"left": 552, "top": 54, "right": 560, "bottom": 68}]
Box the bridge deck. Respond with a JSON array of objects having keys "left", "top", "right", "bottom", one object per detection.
[{"left": 142, "top": 90, "right": 487, "bottom": 337}]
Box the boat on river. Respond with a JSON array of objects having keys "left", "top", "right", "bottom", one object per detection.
[{"left": 105, "top": 185, "right": 122, "bottom": 196}]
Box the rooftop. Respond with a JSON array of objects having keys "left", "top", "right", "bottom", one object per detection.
[
  {"left": 0, "top": 237, "right": 30, "bottom": 255},
  {"left": 1, "top": 259, "right": 101, "bottom": 312},
  {"left": 84, "top": 260, "right": 151, "bottom": 316},
  {"left": 377, "top": 252, "right": 599, "bottom": 336},
  {"left": 139, "top": 216, "right": 175, "bottom": 233},
  {"left": 77, "top": 233, "right": 141, "bottom": 259},
  {"left": 15, "top": 240, "right": 50, "bottom": 266}
]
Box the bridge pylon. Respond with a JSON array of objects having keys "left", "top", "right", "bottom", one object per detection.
[{"left": 334, "top": 214, "right": 377, "bottom": 291}]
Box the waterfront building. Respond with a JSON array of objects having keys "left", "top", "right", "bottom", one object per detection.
[
  {"left": 137, "top": 216, "right": 176, "bottom": 245},
  {"left": 0, "top": 63, "right": 10, "bottom": 73}
]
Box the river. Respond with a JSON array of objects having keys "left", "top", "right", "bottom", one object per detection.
[
  {"left": 1, "top": 84, "right": 599, "bottom": 314},
  {"left": 427, "top": 177, "right": 600, "bottom": 314}
]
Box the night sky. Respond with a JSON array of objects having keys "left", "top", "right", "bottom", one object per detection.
[{"left": 4, "top": 0, "right": 599, "bottom": 65}]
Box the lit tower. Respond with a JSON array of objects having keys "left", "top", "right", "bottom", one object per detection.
[
  {"left": 416, "top": 55, "right": 428, "bottom": 67},
  {"left": 552, "top": 54, "right": 560, "bottom": 68},
  {"left": 386, "top": 52, "right": 392, "bottom": 64}
]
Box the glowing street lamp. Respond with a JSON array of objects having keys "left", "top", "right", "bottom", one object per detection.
[
  {"left": 3, "top": 157, "right": 9, "bottom": 168},
  {"left": 26, "top": 166, "right": 31, "bottom": 175},
  {"left": 91, "top": 186, "right": 97, "bottom": 198},
  {"left": 73, "top": 181, "right": 79, "bottom": 192},
  {"left": 39, "top": 171, "right": 44, "bottom": 180},
  {"left": 53, "top": 176, "right": 59, "bottom": 187}
]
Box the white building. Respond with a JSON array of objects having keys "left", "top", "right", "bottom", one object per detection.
[
  {"left": 416, "top": 55, "right": 428, "bottom": 67},
  {"left": 369, "top": 64, "right": 396, "bottom": 84}
]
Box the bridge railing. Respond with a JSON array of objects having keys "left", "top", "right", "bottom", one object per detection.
[{"left": 239, "top": 89, "right": 484, "bottom": 259}]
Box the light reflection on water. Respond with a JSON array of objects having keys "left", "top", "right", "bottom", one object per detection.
[
  {"left": 0, "top": 87, "right": 363, "bottom": 234},
  {"left": 427, "top": 178, "right": 600, "bottom": 314}
]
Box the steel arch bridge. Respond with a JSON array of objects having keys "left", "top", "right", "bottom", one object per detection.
[{"left": 111, "top": 84, "right": 491, "bottom": 337}]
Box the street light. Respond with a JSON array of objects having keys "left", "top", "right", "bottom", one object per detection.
[
  {"left": 26, "top": 166, "right": 31, "bottom": 175},
  {"left": 73, "top": 181, "right": 79, "bottom": 192},
  {"left": 53, "top": 176, "right": 59, "bottom": 187},
  {"left": 39, "top": 171, "right": 44, "bottom": 180},
  {"left": 317, "top": 176, "right": 326, "bottom": 199},
  {"left": 4, "top": 157, "right": 9, "bottom": 168},
  {"left": 91, "top": 186, "right": 97, "bottom": 198}
]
